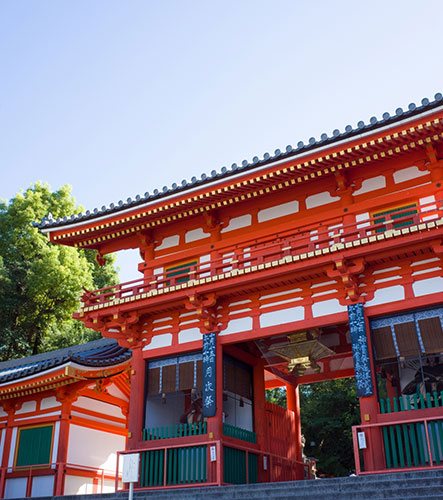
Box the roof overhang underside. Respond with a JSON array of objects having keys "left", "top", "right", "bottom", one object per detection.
[{"left": 0, "top": 361, "right": 129, "bottom": 400}]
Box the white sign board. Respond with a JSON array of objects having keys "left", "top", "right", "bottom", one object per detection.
[
  {"left": 263, "top": 456, "right": 268, "bottom": 471},
  {"left": 357, "top": 431, "right": 367, "bottom": 450},
  {"left": 210, "top": 445, "right": 217, "bottom": 462},
  {"left": 122, "top": 453, "right": 140, "bottom": 483}
]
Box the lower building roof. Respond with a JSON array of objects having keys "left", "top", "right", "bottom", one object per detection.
[{"left": 0, "top": 338, "right": 131, "bottom": 384}]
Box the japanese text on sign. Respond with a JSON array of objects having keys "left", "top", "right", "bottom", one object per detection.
[{"left": 202, "top": 332, "right": 217, "bottom": 417}]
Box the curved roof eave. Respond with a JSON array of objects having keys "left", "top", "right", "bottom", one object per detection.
[{"left": 39, "top": 93, "right": 443, "bottom": 234}]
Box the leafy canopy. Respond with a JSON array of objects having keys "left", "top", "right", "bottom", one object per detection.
[
  {"left": 266, "top": 378, "right": 360, "bottom": 477},
  {"left": 0, "top": 183, "right": 118, "bottom": 360}
]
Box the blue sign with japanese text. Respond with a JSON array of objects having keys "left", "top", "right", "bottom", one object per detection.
[
  {"left": 348, "top": 303, "right": 374, "bottom": 397},
  {"left": 202, "top": 332, "right": 217, "bottom": 417}
]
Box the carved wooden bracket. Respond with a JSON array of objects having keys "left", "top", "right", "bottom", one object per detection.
[
  {"left": 95, "top": 251, "right": 106, "bottom": 267},
  {"left": 186, "top": 292, "right": 219, "bottom": 333},
  {"left": 138, "top": 231, "right": 156, "bottom": 260},
  {"left": 327, "top": 258, "right": 365, "bottom": 302}
]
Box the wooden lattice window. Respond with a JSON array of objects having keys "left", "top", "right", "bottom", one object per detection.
[
  {"left": 165, "top": 260, "right": 198, "bottom": 285},
  {"left": 373, "top": 203, "right": 417, "bottom": 233},
  {"left": 419, "top": 317, "right": 443, "bottom": 354},
  {"left": 394, "top": 322, "right": 421, "bottom": 357},
  {"left": 15, "top": 425, "right": 53, "bottom": 467},
  {"left": 372, "top": 326, "right": 397, "bottom": 360},
  {"left": 224, "top": 355, "right": 253, "bottom": 400},
  {"left": 147, "top": 355, "right": 202, "bottom": 395}
]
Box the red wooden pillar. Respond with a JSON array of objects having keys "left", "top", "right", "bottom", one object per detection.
[
  {"left": 127, "top": 347, "right": 145, "bottom": 449},
  {"left": 253, "top": 362, "right": 266, "bottom": 481},
  {"left": 357, "top": 313, "right": 385, "bottom": 472},
  {"left": 286, "top": 383, "right": 304, "bottom": 479},
  {"left": 54, "top": 394, "right": 75, "bottom": 496},
  {"left": 0, "top": 402, "right": 20, "bottom": 497},
  {"left": 205, "top": 332, "right": 223, "bottom": 485}
]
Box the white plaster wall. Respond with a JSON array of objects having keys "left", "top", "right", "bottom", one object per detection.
[
  {"left": 178, "top": 328, "right": 202, "bottom": 343},
  {"left": 16, "top": 401, "right": 36, "bottom": 414},
  {"left": 221, "top": 214, "right": 252, "bottom": 233},
  {"left": 64, "top": 475, "right": 94, "bottom": 495},
  {"left": 157, "top": 235, "right": 179, "bottom": 250},
  {"left": 353, "top": 176, "right": 386, "bottom": 195},
  {"left": 66, "top": 425, "right": 125, "bottom": 471},
  {"left": 306, "top": 191, "right": 340, "bottom": 209},
  {"left": 393, "top": 166, "right": 428, "bottom": 184},
  {"left": 365, "top": 285, "right": 405, "bottom": 307},
  {"left": 312, "top": 299, "right": 347, "bottom": 317},
  {"left": 0, "top": 407, "right": 7, "bottom": 418},
  {"left": 103, "top": 479, "right": 116, "bottom": 493},
  {"left": 146, "top": 392, "right": 185, "bottom": 428},
  {"left": 0, "top": 429, "right": 5, "bottom": 464},
  {"left": 412, "top": 277, "right": 443, "bottom": 297},
  {"left": 31, "top": 475, "right": 54, "bottom": 497},
  {"left": 8, "top": 427, "right": 17, "bottom": 468},
  {"left": 4, "top": 478, "right": 27, "bottom": 499},
  {"left": 106, "top": 384, "right": 128, "bottom": 401},
  {"left": 185, "top": 228, "right": 209, "bottom": 243},
  {"left": 51, "top": 421, "right": 60, "bottom": 464},
  {"left": 257, "top": 200, "right": 299, "bottom": 222},
  {"left": 144, "top": 333, "right": 173, "bottom": 350},
  {"left": 223, "top": 393, "right": 253, "bottom": 431},
  {"left": 259, "top": 306, "right": 305, "bottom": 328},
  {"left": 220, "top": 317, "right": 253, "bottom": 336},
  {"left": 41, "top": 397, "right": 60, "bottom": 410},
  {"left": 75, "top": 397, "right": 124, "bottom": 419}
]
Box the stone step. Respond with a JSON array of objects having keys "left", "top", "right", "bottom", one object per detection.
[{"left": 30, "top": 470, "right": 443, "bottom": 500}]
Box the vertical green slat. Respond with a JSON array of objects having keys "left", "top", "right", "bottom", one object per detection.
[
  {"left": 430, "top": 422, "right": 440, "bottom": 464},
  {"left": 395, "top": 424, "right": 405, "bottom": 467},
  {"left": 426, "top": 393, "right": 432, "bottom": 409},
  {"left": 148, "top": 451, "right": 153, "bottom": 486},
  {"left": 408, "top": 424, "right": 420, "bottom": 466},
  {"left": 389, "top": 425, "right": 399, "bottom": 467},
  {"left": 401, "top": 423, "right": 412, "bottom": 467},
  {"left": 167, "top": 449, "right": 172, "bottom": 485},
  {"left": 380, "top": 399, "right": 386, "bottom": 414},
  {"left": 393, "top": 397, "right": 399, "bottom": 412},
  {"left": 415, "top": 423, "right": 426, "bottom": 465},
  {"left": 386, "top": 398, "right": 392, "bottom": 414},
  {"left": 382, "top": 426, "right": 392, "bottom": 468},
  {"left": 399, "top": 396, "right": 405, "bottom": 412},
  {"left": 406, "top": 396, "right": 412, "bottom": 411},
  {"left": 419, "top": 393, "right": 426, "bottom": 409},
  {"left": 433, "top": 391, "right": 439, "bottom": 407},
  {"left": 437, "top": 421, "right": 443, "bottom": 458}
]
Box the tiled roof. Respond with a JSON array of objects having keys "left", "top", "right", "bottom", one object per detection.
[
  {"left": 0, "top": 338, "right": 131, "bottom": 384},
  {"left": 38, "top": 93, "right": 443, "bottom": 230}
]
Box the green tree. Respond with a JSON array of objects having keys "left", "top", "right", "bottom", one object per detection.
[
  {"left": 0, "top": 183, "right": 118, "bottom": 360},
  {"left": 266, "top": 379, "right": 360, "bottom": 477},
  {"left": 300, "top": 378, "right": 360, "bottom": 477}
]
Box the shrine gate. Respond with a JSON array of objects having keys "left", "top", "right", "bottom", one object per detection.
[{"left": 39, "top": 93, "right": 443, "bottom": 489}]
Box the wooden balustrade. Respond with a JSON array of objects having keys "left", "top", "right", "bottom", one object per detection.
[{"left": 82, "top": 199, "right": 443, "bottom": 308}]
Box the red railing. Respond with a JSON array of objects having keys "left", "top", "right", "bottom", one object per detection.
[
  {"left": 116, "top": 439, "right": 305, "bottom": 490},
  {"left": 352, "top": 414, "right": 443, "bottom": 475},
  {"left": 82, "top": 199, "right": 442, "bottom": 307}
]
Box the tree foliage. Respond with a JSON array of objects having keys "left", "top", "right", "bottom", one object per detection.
[
  {"left": 300, "top": 378, "right": 360, "bottom": 476},
  {"left": 266, "top": 379, "right": 360, "bottom": 477},
  {"left": 0, "top": 183, "right": 118, "bottom": 360}
]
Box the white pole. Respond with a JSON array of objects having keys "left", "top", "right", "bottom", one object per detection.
[{"left": 128, "top": 481, "right": 134, "bottom": 500}]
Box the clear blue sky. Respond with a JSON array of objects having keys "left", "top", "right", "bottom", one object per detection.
[{"left": 1, "top": 0, "right": 442, "bottom": 281}]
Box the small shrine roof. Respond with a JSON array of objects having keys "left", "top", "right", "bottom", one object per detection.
[
  {"left": 38, "top": 93, "right": 443, "bottom": 231},
  {"left": 0, "top": 338, "right": 131, "bottom": 384}
]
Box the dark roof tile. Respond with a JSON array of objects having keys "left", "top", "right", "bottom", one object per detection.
[
  {"left": 38, "top": 93, "right": 443, "bottom": 230},
  {"left": 0, "top": 338, "right": 131, "bottom": 384}
]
